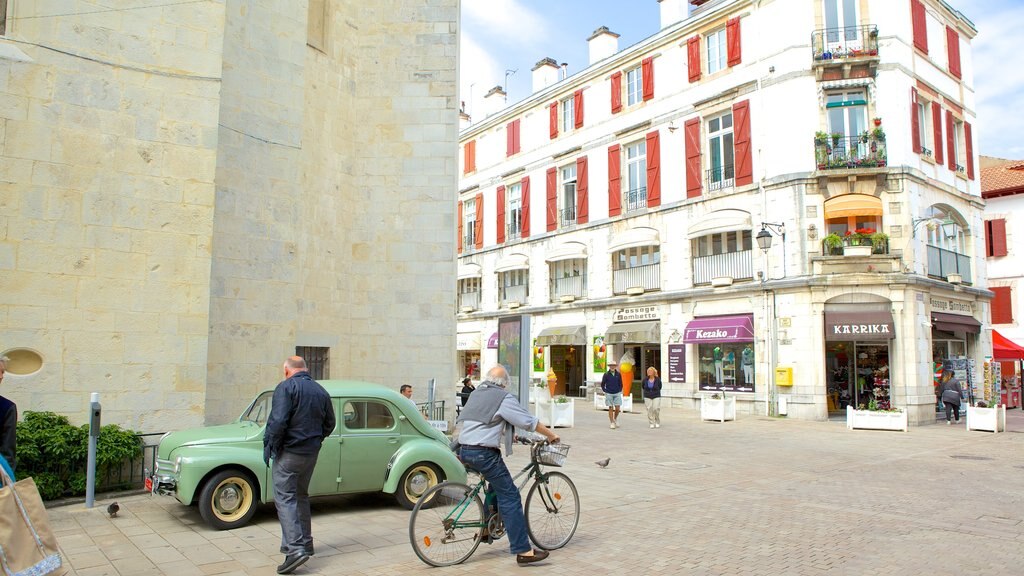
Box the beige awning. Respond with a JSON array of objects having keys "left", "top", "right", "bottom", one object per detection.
[
  {"left": 608, "top": 227, "right": 660, "bottom": 252},
  {"left": 605, "top": 321, "right": 660, "bottom": 344},
  {"left": 494, "top": 253, "right": 529, "bottom": 273},
  {"left": 687, "top": 209, "right": 752, "bottom": 237},
  {"left": 535, "top": 325, "right": 587, "bottom": 346},
  {"left": 457, "top": 263, "right": 482, "bottom": 280},
  {"left": 824, "top": 194, "right": 882, "bottom": 219},
  {"left": 545, "top": 242, "right": 588, "bottom": 263}
]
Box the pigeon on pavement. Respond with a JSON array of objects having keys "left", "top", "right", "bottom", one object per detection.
[
  {"left": 594, "top": 458, "right": 611, "bottom": 468},
  {"left": 107, "top": 502, "right": 119, "bottom": 518}
]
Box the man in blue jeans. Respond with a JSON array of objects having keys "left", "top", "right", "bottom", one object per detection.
[
  {"left": 264, "top": 356, "right": 336, "bottom": 575},
  {"left": 456, "top": 364, "right": 560, "bottom": 565}
]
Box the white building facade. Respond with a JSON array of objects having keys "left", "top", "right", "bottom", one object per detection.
[{"left": 457, "top": 0, "right": 988, "bottom": 425}]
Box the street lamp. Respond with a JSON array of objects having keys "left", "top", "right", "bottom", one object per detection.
[
  {"left": 756, "top": 222, "right": 785, "bottom": 417},
  {"left": 940, "top": 219, "right": 959, "bottom": 239},
  {"left": 757, "top": 222, "right": 785, "bottom": 253}
]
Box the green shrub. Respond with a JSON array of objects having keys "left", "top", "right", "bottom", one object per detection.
[{"left": 15, "top": 411, "right": 142, "bottom": 499}]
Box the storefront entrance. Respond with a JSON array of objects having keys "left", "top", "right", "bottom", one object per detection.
[
  {"left": 825, "top": 342, "right": 891, "bottom": 411},
  {"left": 550, "top": 345, "right": 584, "bottom": 397}
]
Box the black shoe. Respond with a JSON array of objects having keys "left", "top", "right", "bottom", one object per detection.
[
  {"left": 280, "top": 546, "right": 314, "bottom": 556},
  {"left": 516, "top": 549, "right": 550, "bottom": 565},
  {"left": 277, "top": 553, "right": 309, "bottom": 575}
]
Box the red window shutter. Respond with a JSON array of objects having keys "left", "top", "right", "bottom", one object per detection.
[
  {"left": 496, "top": 185, "right": 506, "bottom": 244},
  {"left": 990, "top": 218, "right": 1007, "bottom": 257},
  {"left": 991, "top": 287, "right": 1013, "bottom": 324},
  {"left": 946, "top": 25, "right": 961, "bottom": 78},
  {"left": 521, "top": 176, "right": 531, "bottom": 238},
  {"left": 685, "top": 118, "right": 703, "bottom": 198},
  {"left": 608, "top": 144, "right": 622, "bottom": 216},
  {"left": 506, "top": 122, "right": 514, "bottom": 157},
  {"left": 984, "top": 220, "right": 991, "bottom": 256},
  {"left": 546, "top": 167, "right": 557, "bottom": 232},
  {"left": 726, "top": 17, "right": 742, "bottom": 67},
  {"left": 574, "top": 89, "right": 584, "bottom": 129},
  {"left": 611, "top": 72, "right": 623, "bottom": 114},
  {"left": 732, "top": 100, "right": 752, "bottom": 186},
  {"left": 965, "top": 121, "right": 974, "bottom": 179},
  {"left": 576, "top": 156, "right": 589, "bottom": 224},
  {"left": 463, "top": 142, "right": 470, "bottom": 175},
  {"left": 457, "top": 201, "right": 463, "bottom": 254},
  {"left": 642, "top": 57, "right": 655, "bottom": 101},
  {"left": 932, "top": 102, "right": 944, "bottom": 165},
  {"left": 467, "top": 140, "right": 476, "bottom": 173},
  {"left": 687, "top": 36, "right": 702, "bottom": 82},
  {"left": 549, "top": 102, "right": 558, "bottom": 140},
  {"left": 645, "top": 131, "right": 661, "bottom": 208},
  {"left": 474, "top": 193, "right": 483, "bottom": 249},
  {"left": 910, "top": 90, "right": 922, "bottom": 154},
  {"left": 945, "top": 111, "right": 956, "bottom": 171},
  {"left": 911, "top": 0, "right": 928, "bottom": 54},
  {"left": 513, "top": 119, "right": 521, "bottom": 155}
]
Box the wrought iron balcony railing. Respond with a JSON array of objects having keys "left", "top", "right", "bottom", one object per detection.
[
  {"left": 624, "top": 187, "right": 647, "bottom": 213},
  {"left": 815, "top": 134, "right": 887, "bottom": 170},
  {"left": 706, "top": 164, "right": 734, "bottom": 192},
  {"left": 693, "top": 249, "right": 753, "bottom": 285},
  {"left": 820, "top": 236, "right": 890, "bottom": 256},
  {"left": 506, "top": 222, "right": 521, "bottom": 241},
  {"left": 812, "top": 25, "right": 879, "bottom": 61},
  {"left": 463, "top": 231, "right": 476, "bottom": 250},
  {"left": 560, "top": 206, "right": 577, "bottom": 228}
]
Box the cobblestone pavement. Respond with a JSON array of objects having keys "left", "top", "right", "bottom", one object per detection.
[{"left": 47, "top": 402, "right": 1024, "bottom": 575}]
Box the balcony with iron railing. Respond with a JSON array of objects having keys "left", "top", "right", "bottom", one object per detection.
[
  {"left": 706, "top": 164, "right": 734, "bottom": 192},
  {"left": 820, "top": 236, "right": 890, "bottom": 256},
  {"left": 560, "top": 206, "right": 576, "bottom": 228},
  {"left": 815, "top": 134, "right": 887, "bottom": 171},
  {"left": 927, "top": 245, "right": 972, "bottom": 284},
  {"left": 624, "top": 187, "right": 647, "bottom": 213},
  {"left": 693, "top": 250, "right": 753, "bottom": 285},
  {"left": 501, "top": 284, "right": 528, "bottom": 307},
  {"left": 458, "top": 290, "right": 480, "bottom": 311},
  {"left": 550, "top": 275, "right": 586, "bottom": 302},
  {"left": 506, "top": 222, "right": 521, "bottom": 241},
  {"left": 812, "top": 25, "right": 879, "bottom": 79},
  {"left": 463, "top": 230, "right": 476, "bottom": 251},
  {"left": 612, "top": 263, "right": 660, "bottom": 295}
]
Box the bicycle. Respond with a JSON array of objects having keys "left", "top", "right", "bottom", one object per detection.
[{"left": 408, "top": 439, "right": 579, "bottom": 567}]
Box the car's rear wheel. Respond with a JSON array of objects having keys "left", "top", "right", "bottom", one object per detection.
[
  {"left": 395, "top": 462, "right": 443, "bottom": 510},
  {"left": 198, "top": 469, "right": 258, "bottom": 530}
]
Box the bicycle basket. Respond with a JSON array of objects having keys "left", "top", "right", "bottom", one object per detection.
[{"left": 536, "top": 443, "right": 570, "bottom": 467}]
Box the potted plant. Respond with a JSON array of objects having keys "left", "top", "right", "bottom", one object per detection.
[
  {"left": 831, "top": 132, "right": 842, "bottom": 146},
  {"left": 966, "top": 400, "right": 1006, "bottom": 432},
  {"left": 871, "top": 126, "right": 886, "bottom": 141},
  {"left": 814, "top": 131, "right": 830, "bottom": 145},
  {"left": 842, "top": 228, "right": 875, "bottom": 256},
  {"left": 823, "top": 232, "right": 843, "bottom": 255},
  {"left": 531, "top": 379, "right": 549, "bottom": 404},
  {"left": 870, "top": 231, "right": 889, "bottom": 254},
  {"left": 873, "top": 117, "right": 882, "bottom": 126}
]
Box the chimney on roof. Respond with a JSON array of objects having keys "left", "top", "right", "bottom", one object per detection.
[
  {"left": 588, "top": 26, "right": 620, "bottom": 65},
  {"left": 532, "top": 58, "right": 560, "bottom": 92},
  {"left": 659, "top": 0, "right": 689, "bottom": 29},
  {"left": 484, "top": 85, "right": 506, "bottom": 117}
]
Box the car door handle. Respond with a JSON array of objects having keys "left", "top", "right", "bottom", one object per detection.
[{"left": 388, "top": 437, "right": 398, "bottom": 444}]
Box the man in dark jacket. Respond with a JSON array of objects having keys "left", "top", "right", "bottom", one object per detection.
[
  {"left": 601, "top": 361, "right": 623, "bottom": 429},
  {"left": 0, "top": 357, "right": 16, "bottom": 473},
  {"left": 264, "top": 356, "right": 336, "bottom": 575}
]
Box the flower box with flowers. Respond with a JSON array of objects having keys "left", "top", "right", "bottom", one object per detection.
[{"left": 966, "top": 402, "right": 1005, "bottom": 433}]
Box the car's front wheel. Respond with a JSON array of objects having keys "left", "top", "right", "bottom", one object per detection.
[
  {"left": 395, "top": 462, "right": 443, "bottom": 510},
  {"left": 198, "top": 469, "right": 258, "bottom": 530}
]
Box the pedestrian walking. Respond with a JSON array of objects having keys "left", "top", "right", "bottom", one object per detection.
[
  {"left": 642, "top": 366, "right": 662, "bottom": 428},
  {"left": 601, "top": 361, "right": 623, "bottom": 429},
  {"left": 264, "top": 356, "right": 336, "bottom": 575},
  {"left": 456, "top": 377, "right": 475, "bottom": 416},
  {"left": 455, "top": 364, "right": 559, "bottom": 565},
  {"left": 938, "top": 368, "right": 963, "bottom": 425},
  {"left": 0, "top": 356, "right": 16, "bottom": 473}
]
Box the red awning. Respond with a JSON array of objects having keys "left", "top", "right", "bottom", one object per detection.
[{"left": 993, "top": 330, "right": 1024, "bottom": 361}]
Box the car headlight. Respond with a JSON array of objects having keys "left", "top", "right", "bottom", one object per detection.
[{"left": 174, "top": 456, "right": 182, "bottom": 474}]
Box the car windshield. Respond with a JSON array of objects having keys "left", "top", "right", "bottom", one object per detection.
[{"left": 240, "top": 391, "right": 273, "bottom": 426}]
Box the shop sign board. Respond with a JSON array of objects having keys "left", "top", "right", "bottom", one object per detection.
[
  {"left": 668, "top": 344, "right": 686, "bottom": 383},
  {"left": 930, "top": 298, "right": 974, "bottom": 313},
  {"left": 613, "top": 306, "right": 659, "bottom": 322}
]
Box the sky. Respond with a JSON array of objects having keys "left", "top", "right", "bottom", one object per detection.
[{"left": 460, "top": 0, "right": 1024, "bottom": 159}]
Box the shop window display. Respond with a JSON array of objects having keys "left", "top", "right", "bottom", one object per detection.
[
  {"left": 826, "top": 342, "right": 890, "bottom": 411},
  {"left": 698, "top": 343, "right": 754, "bottom": 392}
]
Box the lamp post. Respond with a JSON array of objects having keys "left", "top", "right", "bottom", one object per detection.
[{"left": 758, "top": 222, "right": 785, "bottom": 416}]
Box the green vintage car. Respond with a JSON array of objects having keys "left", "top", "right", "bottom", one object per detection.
[{"left": 146, "top": 380, "right": 466, "bottom": 530}]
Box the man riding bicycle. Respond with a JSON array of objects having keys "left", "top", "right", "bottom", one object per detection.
[{"left": 455, "top": 364, "right": 560, "bottom": 565}]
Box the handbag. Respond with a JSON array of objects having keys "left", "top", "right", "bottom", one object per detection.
[{"left": 0, "top": 464, "right": 63, "bottom": 576}]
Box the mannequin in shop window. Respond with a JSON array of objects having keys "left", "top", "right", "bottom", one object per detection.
[
  {"left": 741, "top": 345, "right": 754, "bottom": 385},
  {"left": 713, "top": 346, "right": 724, "bottom": 385}
]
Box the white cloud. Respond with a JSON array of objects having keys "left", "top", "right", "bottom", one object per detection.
[
  {"left": 462, "top": 0, "right": 549, "bottom": 45},
  {"left": 459, "top": 32, "right": 503, "bottom": 120}
]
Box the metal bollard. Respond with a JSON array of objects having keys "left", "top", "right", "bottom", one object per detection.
[{"left": 86, "top": 392, "right": 101, "bottom": 508}]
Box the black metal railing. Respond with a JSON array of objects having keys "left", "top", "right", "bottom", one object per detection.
[
  {"left": 101, "top": 432, "right": 163, "bottom": 492},
  {"left": 463, "top": 231, "right": 476, "bottom": 249},
  {"left": 927, "top": 245, "right": 972, "bottom": 284},
  {"left": 812, "top": 24, "right": 879, "bottom": 61},
  {"left": 550, "top": 275, "right": 586, "bottom": 301},
  {"left": 612, "top": 263, "right": 660, "bottom": 294},
  {"left": 560, "top": 206, "right": 577, "bottom": 228},
  {"left": 693, "top": 250, "right": 753, "bottom": 285},
  {"left": 624, "top": 187, "right": 647, "bottom": 213},
  {"left": 815, "top": 134, "right": 887, "bottom": 170},
  {"left": 706, "top": 164, "right": 734, "bottom": 192},
  {"left": 820, "top": 237, "right": 889, "bottom": 255},
  {"left": 506, "top": 222, "right": 521, "bottom": 241},
  {"left": 417, "top": 400, "right": 446, "bottom": 421}
]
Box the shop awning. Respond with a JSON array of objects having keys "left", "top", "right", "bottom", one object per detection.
[
  {"left": 687, "top": 209, "right": 752, "bottom": 237},
  {"left": 545, "top": 242, "right": 588, "bottom": 262},
  {"left": 535, "top": 325, "right": 586, "bottom": 346},
  {"left": 931, "top": 312, "right": 981, "bottom": 334},
  {"left": 486, "top": 332, "right": 498, "bottom": 349},
  {"left": 605, "top": 321, "right": 660, "bottom": 344},
  {"left": 824, "top": 310, "right": 894, "bottom": 340},
  {"left": 608, "top": 227, "right": 660, "bottom": 252},
  {"left": 457, "top": 263, "right": 482, "bottom": 280},
  {"left": 993, "top": 330, "right": 1024, "bottom": 361},
  {"left": 683, "top": 314, "right": 755, "bottom": 343},
  {"left": 823, "top": 194, "right": 882, "bottom": 219},
  {"left": 494, "top": 253, "right": 529, "bottom": 273},
  {"left": 457, "top": 333, "right": 480, "bottom": 351}
]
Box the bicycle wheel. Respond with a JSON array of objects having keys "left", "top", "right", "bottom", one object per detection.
[
  {"left": 409, "top": 482, "right": 485, "bottom": 566},
  {"left": 525, "top": 471, "right": 579, "bottom": 550}
]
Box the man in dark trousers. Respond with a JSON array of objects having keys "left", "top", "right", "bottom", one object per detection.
[
  {"left": 264, "top": 356, "right": 336, "bottom": 575},
  {"left": 0, "top": 357, "right": 16, "bottom": 474}
]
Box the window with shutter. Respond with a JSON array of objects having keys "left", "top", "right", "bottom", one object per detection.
[
  {"left": 642, "top": 57, "right": 654, "bottom": 101},
  {"left": 574, "top": 89, "right": 585, "bottom": 128},
  {"left": 911, "top": 0, "right": 928, "bottom": 54},
  {"left": 560, "top": 97, "right": 573, "bottom": 134},
  {"left": 991, "top": 287, "right": 1013, "bottom": 324},
  {"left": 457, "top": 201, "right": 464, "bottom": 254},
  {"left": 987, "top": 219, "right": 1007, "bottom": 257},
  {"left": 611, "top": 72, "right": 623, "bottom": 114},
  {"left": 945, "top": 111, "right": 955, "bottom": 171},
  {"left": 727, "top": 17, "right": 742, "bottom": 66},
  {"left": 685, "top": 118, "right": 703, "bottom": 198},
  {"left": 496, "top": 185, "right": 506, "bottom": 245},
  {"left": 559, "top": 164, "right": 576, "bottom": 229},
  {"left": 546, "top": 167, "right": 558, "bottom": 232},
  {"left": 706, "top": 29, "right": 727, "bottom": 75},
  {"left": 646, "top": 131, "right": 660, "bottom": 207},
  {"left": 733, "top": 100, "right": 752, "bottom": 186},
  {"left": 946, "top": 25, "right": 961, "bottom": 79},
  {"left": 608, "top": 144, "right": 622, "bottom": 216},
  {"left": 506, "top": 183, "right": 523, "bottom": 241},
  {"left": 474, "top": 193, "right": 483, "bottom": 249},
  {"left": 521, "top": 176, "right": 531, "bottom": 238},
  {"left": 932, "top": 102, "right": 944, "bottom": 165},
  {"left": 626, "top": 65, "right": 643, "bottom": 106},
  {"left": 687, "top": 36, "right": 702, "bottom": 82},
  {"left": 506, "top": 119, "right": 521, "bottom": 157},
  {"left": 910, "top": 90, "right": 922, "bottom": 154},
  {"left": 965, "top": 122, "right": 974, "bottom": 179},
  {"left": 549, "top": 102, "right": 559, "bottom": 140},
  {"left": 576, "top": 156, "right": 589, "bottom": 224}
]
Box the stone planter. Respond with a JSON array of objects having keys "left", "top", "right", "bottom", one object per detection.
[
  {"left": 530, "top": 387, "right": 549, "bottom": 404},
  {"left": 846, "top": 406, "right": 907, "bottom": 431},
  {"left": 594, "top": 393, "right": 633, "bottom": 413},
  {"left": 966, "top": 405, "right": 1006, "bottom": 432},
  {"left": 842, "top": 244, "right": 872, "bottom": 257},
  {"left": 700, "top": 395, "right": 736, "bottom": 422}
]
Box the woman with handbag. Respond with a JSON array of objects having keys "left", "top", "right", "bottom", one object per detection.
[{"left": 939, "top": 368, "right": 964, "bottom": 425}]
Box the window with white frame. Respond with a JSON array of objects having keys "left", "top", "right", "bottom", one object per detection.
[
  {"left": 693, "top": 230, "right": 753, "bottom": 257},
  {"left": 915, "top": 96, "right": 932, "bottom": 157},
  {"left": 707, "top": 112, "right": 734, "bottom": 190},
  {"left": 458, "top": 277, "right": 481, "bottom": 310},
  {"left": 613, "top": 245, "right": 660, "bottom": 270},
  {"left": 498, "top": 269, "right": 529, "bottom": 307},
  {"left": 625, "top": 140, "right": 647, "bottom": 210},
  {"left": 549, "top": 259, "right": 587, "bottom": 301},
  {"left": 626, "top": 65, "right": 643, "bottom": 106},
  {"left": 706, "top": 28, "right": 727, "bottom": 75},
  {"left": 560, "top": 164, "right": 577, "bottom": 227},
  {"left": 823, "top": 0, "right": 859, "bottom": 45},
  {"left": 561, "top": 97, "right": 574, "bottom": 133},
  {"left": 826, "top": 90, "right": 867, "bottom": 141},
  {"left": 507, "top": 183, "right": 522, "bottom": 240},
  {"left": 953, "top": 119, "right": 965, "bottom": 174},
  {"left": 463, "top": 198, "right": 476, "bottom": 248}
]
